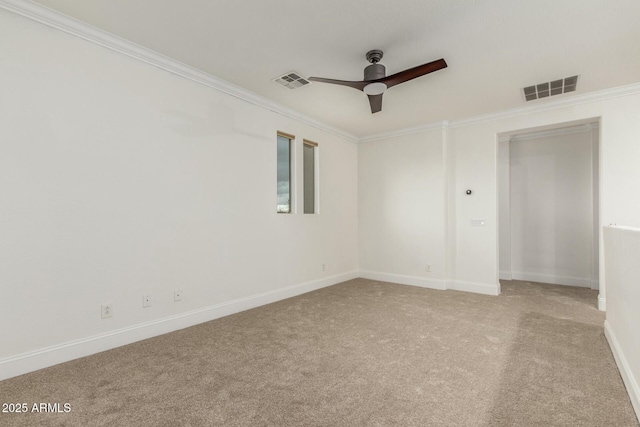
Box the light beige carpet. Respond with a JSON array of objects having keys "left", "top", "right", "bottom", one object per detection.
[{"left": 0, "top": 279, "right": 638, "bottom": 426}]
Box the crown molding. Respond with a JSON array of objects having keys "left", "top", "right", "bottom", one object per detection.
[
  {"left": 2, "top": 0, "right": 638, "bottom": 145},
  {"left": 448, "top": 82, "right": 640, "bottom": 130},
  {"left": 356, "top": 83, "right": 638, "bottom": 143},
  {"left": 0, "top": 0, "right": 358, "bottom": 143},
  {"left": 358, "top": 121, "right": 448, "bottom": 143}
]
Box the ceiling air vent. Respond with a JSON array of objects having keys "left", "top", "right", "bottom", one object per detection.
[
  {"left": 273, "top": 71, "right": 310, "bottom": 90},
  {"left": 523, "top": 75, "right": 579, "bottom": 101}
]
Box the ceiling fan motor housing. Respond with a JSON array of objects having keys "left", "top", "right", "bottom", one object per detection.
[
  {"left": 309, "top": 49, "right": 446, "bottom": 113},
  {"left": 364, "top": 63, "right": 386, "bottom": 81}
]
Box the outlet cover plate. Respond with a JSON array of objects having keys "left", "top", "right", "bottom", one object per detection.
[{"left": 101, "top": 303, "right": 112, "bottom": 319}]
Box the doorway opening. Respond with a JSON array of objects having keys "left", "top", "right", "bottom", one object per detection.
[{"left": 498, "top": 118, "right": 601, "bottom": 302}]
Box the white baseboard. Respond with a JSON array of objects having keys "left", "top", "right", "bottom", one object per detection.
[
  {"left": 511, "top": 271, "right": 593, "bottom": 288},
  {"left": 604, "top": 320, "right": 640, "bottom": 420},
  {"left": 499, "top": 271, "right": 512, "bottom": 281},
  {"left": 358, "top": 270, "right": 447, "bottom": 290},
  {"left": 0, "top": 271, "right": 358, "bottom": 381},
  {"left": 448, "top": 280, "right": 501, "bottom": 296},
  {"left": 357, "top": 270, "right": 500, "bottom": 296},
  {"left": 598, "top": 294, "right": 606, "bottom": 312}
]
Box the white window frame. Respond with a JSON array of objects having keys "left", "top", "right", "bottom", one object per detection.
[
  {"left": 303, "top": 139, "right": 319, "bottom": 214},
  {"left": 277, "top": 131, "right": 295, "bottom": 214}
]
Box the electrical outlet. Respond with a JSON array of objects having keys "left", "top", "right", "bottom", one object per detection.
[
  {"left": 101, "top": 303, "right": 112, "bottom": 319},
  {"left": 143, "top": 295, "right": 151, "bottom": 308},
  {"left": 425, "top": 264, "right": 431, "bottom": 272},
  {"left": 174, "top": 290, "right": 182, "bottom": 302},
  {"left": 322, "top": 263, "right": 326, "bottom": 271}
]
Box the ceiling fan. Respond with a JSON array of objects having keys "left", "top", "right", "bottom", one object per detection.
[{"left": 309, "top": 50, "right": 447, "bottom": 114}]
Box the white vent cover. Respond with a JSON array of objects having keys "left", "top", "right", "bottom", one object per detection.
[
  {"left": 273, "top": 71, "right": 310, "bottom": 90},
  {"left": 523, "top": 75, "right": 578, "bottom": 101}
]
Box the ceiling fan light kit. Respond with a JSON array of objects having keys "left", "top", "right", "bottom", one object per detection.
[
  {"left": 309, "top": 50, "right": 447, "bottom": 114},
  {"left": 363, "top": 82, "right": 387, "bottom": 96}
]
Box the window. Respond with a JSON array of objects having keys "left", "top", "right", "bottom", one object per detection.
[
  {"left": 277, "top": 132, "right": 293, "bottom": 213},
  {"left": 303, "top": 140, "right": 317, "bottom": 214}
]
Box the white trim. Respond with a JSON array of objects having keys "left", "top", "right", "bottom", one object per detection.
[
  {"left": 0, "top": 0, "right": 358, "bottom": 144},
  {"left": 510, "top": 271, "right": 594, "bottom": 288},
  {"left": 448, "top": 82, "right": 640, "bottom": 129},
  {"left": 499, "top": 271, "right": 512, "bottom": 281},
  {"left": 357, "top": 83, "right": 640, "bottom": 141},
  {"left": 607, "top": 224, "right": 640, "bottom": 232},
  {"left": 598, "top": 294, "right": 606, "bottom": 312},
  {"left": 604, "top": 320, "right": 640, "bottom": 419},
  {"left": 359, "top": 270, "right": 447, "bottom": 290},
  {"left": 0, "top": 271, "right": 358, "bottom": 381},
  {"left": 358, "top": 121, "right": 449, "bottom": 144},
  {"left": 448, "top": 280, "right": 501, "bottom": 296},
  {"left": 509, "top": 123, "right": 594, "bottom": 143}
]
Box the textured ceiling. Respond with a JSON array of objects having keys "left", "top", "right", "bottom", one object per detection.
[{"left": 30, "top": 0, "right": 640, "bottom": 137}]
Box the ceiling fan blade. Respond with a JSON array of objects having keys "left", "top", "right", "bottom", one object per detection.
[
  {"left": 308, "top": 77, "right": 367, "bottom": 91},
  {"left": 367, "top": 94, "right": 383, "bottom": 114},
  {"left": 380, "top": 58, "right": 447, "bottom": 89}
]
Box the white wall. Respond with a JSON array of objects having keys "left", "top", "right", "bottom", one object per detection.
[
  {"left": 3, "top": 0, "right": 640, "bottom": 383},
  {"left": 447, "top": 124, "right": 501, "bottom": 295},
  {"left": 603, "top": 225, "right": 640, "bottom": 419},
  {"left": 358, "top": 128, "right": 446, "bottom": 289},
  {"left": 358, "top": 123, "right": 500, "bottom": 296},
  {"left": 448, "top": 90, "right": 640, "bottom": 310},
  {"left": 508, "top": 128, "right": 595, "bottom": 287},
  {"left": 358, "top": 91, "right": 640, "bottom": 302},
  {"left": 0, "top": 9, "right": 358, "bottom": 379}
]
